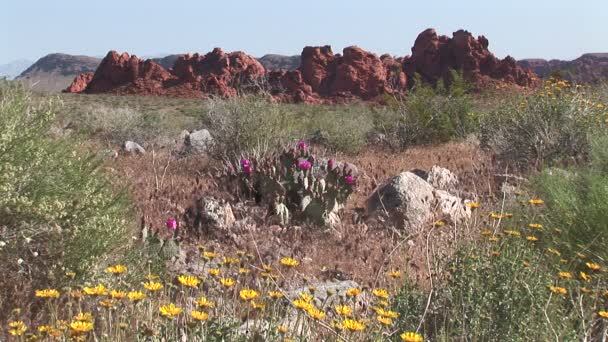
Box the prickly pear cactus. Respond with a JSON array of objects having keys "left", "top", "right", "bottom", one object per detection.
[{"left": 221, "top": 140, "right": 357, "bottom": 226}]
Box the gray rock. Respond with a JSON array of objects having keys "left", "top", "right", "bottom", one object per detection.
[
  {"left": 433, "top": 189, "right": 471, "bottom": 222},
  {"left": 287, "top": 280, "right": 361, "bottom": 308},
  {"left": 367, "top": 172, "right": 435, "bottom": 231},
  {"left": 123, "top": 141, "right": 145, "bottom": 154},
  {"left": 186, "top": 129, "right": 213, "bottom": 153},
  {"left": 427, "top": 165, "right": 459, "bottom": 192},
  {"left": 197, "top": 196, "right": 236, "bottom": 231}
]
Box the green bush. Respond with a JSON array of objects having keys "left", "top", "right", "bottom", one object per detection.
[
  {"left": 481, "top": 80, "right": 604, "bottom": 169},
  {"left": 0, "top": 82, "right": 131, "bottom": 316},
  {"left": 204, "top": 96, "right": 299, "bottom": 158},
  {"left": 384, "top": 71, "right": 477, "bottom": 148},
  {"left": 531, "top": 130, "right": 608, "bottom": 260}
]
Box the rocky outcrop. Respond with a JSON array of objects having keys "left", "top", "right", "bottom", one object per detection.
[
  {"left": 404, "top": 29, "right": 538, "bottom": 88},
  {"left": 64, "top": 73, "right": 93, "bottom": 93},
  {"left": 367, "top": 167, "right": 471, "bottom": 231},
  {"left": 64, "top": 28, "right": 538, "bottom": 101}
]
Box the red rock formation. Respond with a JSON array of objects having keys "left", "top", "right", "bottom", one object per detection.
[
  {"left": 63, "top": 73, "right": 93, "bottom": 93},
  {"left": 64, "top": 28, "right": 538, "bottom": 102},
  {"left": 404, "top": 29, "right": 537, "bottom": 88}
]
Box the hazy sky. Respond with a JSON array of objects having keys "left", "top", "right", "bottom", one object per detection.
[{"left": 1, "top": 0, "right": 606, "bottom": 64}]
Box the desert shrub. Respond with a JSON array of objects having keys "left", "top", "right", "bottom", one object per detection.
[
  {"left": 302, "top": 104, "right": 376, "bottom": 154},
  {"left": 73, "top": 103, "right": 164, "bottom": 144},
  {"left": 393, "top": 194, "right": 608, "bottom": 340},
  {"left": 481, "top": 79, "right": 605, "bottom": 170},
  {"left": 382, "top": 71, "right": 477, "bottom": 148},
  {"left": 222, "top": 141, "right": 356, "bottom": 225},
  {"left": 530, "top": 131, "right": 608, "bottom": 261},
  {"left": 204, "top": 96, "right": 300, "bottom": 158},
  {"left": 0, "top": 82, "right": 132, "bottom": 317}
]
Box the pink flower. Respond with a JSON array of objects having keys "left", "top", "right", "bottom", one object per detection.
[
  {"left": 298, "top": 160, "right": 312, "bottom": 170},
  {"left": 242, "top": 164, "right": 253, "bottom": 175},
  {"left": 240, "top": 159, "right": 253, "bottom": 175},
  {"left": 344, "top": 175, "right": 356, "bottom": 185},
  {"left": 328, "top": 159, "right": 335, "bottom": 170},
  {"left": 296, "top": 141, "right": 308, "bottom": 150},
  {"left": 166, "top": 218, "right": 178, "bottom": 231}
]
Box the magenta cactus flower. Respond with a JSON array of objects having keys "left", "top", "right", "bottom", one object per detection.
[
  {"left": 298, "top": 160, "right": 312, "bottom": 170},
  {"left": 296, "top": 140, "right": 308, "bottom": 150},
  {"left": 166, "top": 218, "right": 178, "bottom": 231},
  {"left": 344, "top": 175, "right": 356, "bottom": 185},
  {"left": 240, "top": 158, "right": 253, "bottom": 175},
  {"left": 328, "top": 159, "right": 335, "bottom": 170}
]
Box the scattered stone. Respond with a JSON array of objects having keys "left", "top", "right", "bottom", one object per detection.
[
  {"left": 427, "top": 165, "right": 459, "bottom": 192},
  {"left": 433, "top": 189, "right": 471, "bottom": 222},
  {"left": 122, "top": 141, "right": 145, "bottom": 154},
  {"left": 185, "top": 129, "right": 213, "bottom": 153},
  {"left": 367, "top": 171, "right": 435, "bottom": 231},
  {"left": 186, "top": 196, "right": 236, "bottom": 235}
]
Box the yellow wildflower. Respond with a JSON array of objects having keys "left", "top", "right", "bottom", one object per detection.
[
  {"left": 190, "top": 311, "right": 209, "bottom": 321},
  {"left": 73, "top": 312, "right": 93, "bottom": 322},
  {"left": 377, "top": 315, "right": 393, "bottom": 325},
  {"left": 280, "top": 257, "right": 300, "bottom": 267},
  {"left": 529, "top": 223, "right": 543, "bottom": 229},
  {"left": 580, "top": 272, "right": 591, "bottom": 282},
  {"left": 299, "top": 292, "right": 314, "bottom": 302},
  {"left": 143, "top": 281, "right": 163, "bottom": 292},
  {"left": 307, "top": 307, "right": 326, "bottom": 320},
  {"left": 373, "top": 288, "right": 389, "bottom": 299},
  {"left": 70, "top": 321, "right": 93, "bottom": 334},
  {"left": 9, "top": 321, "right": 27, "bottom": 336},
  {"left": 549, "top": 286, "right": 567, "bottom": 295},
  {"left": 526, "top": 236, "right": 538, "bottom": 242},
  {"left": 466, "top": 202, "right": 480, "bottom": 209},
  {"left": 277, "top": 325, "right": 289, "bottom": 334},
  {"left": 293, "top": 299, "right": 314, "bottom": 311},
  {"left": 341, "top": 318, "right": 365, "bottom": 331},
  {"left": 195, "top": 297, "right": 215, "bottom": 308},
  {"left": 127, "top": 291, "right": 146, "bottom": 302},
  {"left": 207, "top": 268, "right": 220, "bottom": 277},
  {"left": 105, "top": 265, "right": 127, "bottom": 274},
  {"left": 480, "top": 230, "right": 492, "bottom": 236},
  {"left": 388, "top": 270, "right": 401, "bottom": 278},
  {"left": 547, "top": 248, "right": 561, "bottom": 256},
  {"left": 586, "top": 262, "right": 601, "bottom": 271},
  {"left": 178, "top": 275, "right": 200, "bottom": 288},
  {"left": 99, "top": 299, "right": 117, "bottom": 308},
  {"left": 251, "top": 300, "right": 266, "bottom": 310},
  {"left": 159, "top": 303, "right": 182, "bottom": 318},
  {"left": 335, "top": 305, "right": 352, "bottom": 317},
  {"left": 268, "top": 291, "right": 284, "bottom": 299},
  {"left": 35, "top": 289, "right": 60, "bottom": 298},
  {"left": 203, "top": 251, "right": 217, "bottom": 260},
  {"left": 599, "top": 311, "right": 608, "bottom": 318},
  {"left": 401, "top": 332, "right": 424, "bottom": 342},
  {"left": 222, "top": 257, "right": 239, "bottom": 265},
  {"left": 528, "top": 199, "right": 544, "bottom": 205},
  {"left": 488, "top": 237, "right": 500, "bottom": 242},
  {"left": 558, "top": 272, "right": 573, "bottom": 279},
  {"left": 83, "top": 285, "right": 107, "bottom": 296},
  {"left": 239, "top": 268, "right": 250, "bottom": 274},
  {"left": 110, "top": 290, "right": 126, "bottom": 299},
  {"left": 239, "top": 289, "right": 259, "bottom": 301},
  {"left": 504, "top": 230, "right": 520, "bottom": 237},
  {"left": 346, "top": 287, "right": 362, "bottom": 297},
  {"left": 220, "top": 278, "right": 236, "bottom": 287}
]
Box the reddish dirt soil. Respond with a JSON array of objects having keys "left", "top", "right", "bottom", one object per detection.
[{"left": 107, "top": 142, "right": 497, "bottom": 291}]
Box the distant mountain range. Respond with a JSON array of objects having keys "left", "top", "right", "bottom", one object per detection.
[
  {"left": 9, "top": 51, "right": 607, "bottom": 93},
  {"left": 0, "top": 59, "right": 33, "bottom": 80},
  {"left": 518, "top": 53, "right": 608, "bottom": 84}
]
